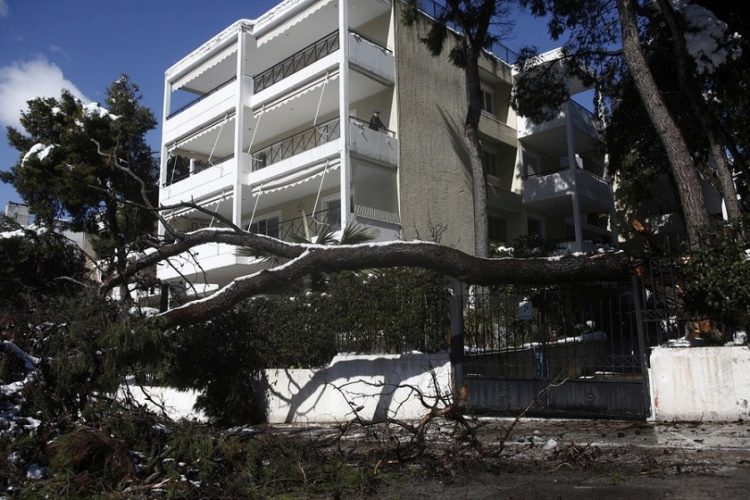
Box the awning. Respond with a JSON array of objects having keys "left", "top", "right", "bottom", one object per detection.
[
  {"left": 166, "top": 189, "right": 233, "bottom": 219},
  {"left": 257, "top": 0, "right": 335, "bottom": 47},
  {"left": 255, "top": 71, "right": 338, "bottom": 117},
  {"left": 252, "top": 161, "right": 340, "bottom": 196},
  {"left": 169, "top": 114, "right": 236, "bottom": 156},
  {"left": 173, "top": 43, "right": 238, "bottom": 91}
]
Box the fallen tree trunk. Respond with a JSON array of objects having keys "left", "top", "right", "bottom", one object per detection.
[{"left": 103, "top": 229, "right": 631, "bottom": 326}]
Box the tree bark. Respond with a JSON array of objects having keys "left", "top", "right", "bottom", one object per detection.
[
  {"left": 617, "top": 0, "right": 711, "bottom": 247},
  {"left": 656, "top": 0, "right": 743, "bottom": 222},
  {"left": 463, "top": 31, "right": 489, "bottom": 258}
]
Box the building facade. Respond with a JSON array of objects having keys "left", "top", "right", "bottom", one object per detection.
[{"left": 157, "top": 0, "right": 614, "bottom": 291}]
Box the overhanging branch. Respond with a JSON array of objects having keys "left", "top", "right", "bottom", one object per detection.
[{"left": 139, "top": 234, "right": 631, "bottom": 326}]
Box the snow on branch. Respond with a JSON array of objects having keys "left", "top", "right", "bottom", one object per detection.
[{"left": 106, "top": 227, "right": 631, "bottom": 326}]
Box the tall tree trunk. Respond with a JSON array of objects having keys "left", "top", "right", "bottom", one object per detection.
[
  {"left": 656, "top": 0, "right": 743, "bottom": 222},
  {"left": 617, "top": 0, "right": 710, "bottom": 248},
  {"left": 464, "top": 47, "right": 489, "bottom": 258}
]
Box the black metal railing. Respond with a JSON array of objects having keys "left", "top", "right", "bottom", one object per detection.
[
  {"left": 523, "top": 157, "right": 605, "bottom": 179},
  {"left": 349, "top": 115, "right": 396, "bottom": 137},
  {"left": 349, "top": 29, "right": 393, "bottom": 55},
  {"left": 415, "top": 0, "right": 518, "bottom": 65},
  {"left": 167, "top": 76, "right": 237, "bottom": 120},
  {"left": 163, "top": 154, "right": 234, "bottom": 187},
  {"left": 254, "top": 31, "right": 339, "bottom": 93},
  {"left": 251, "top": 117, "right": 340, "bottom": 171},
  {"left": 463, "top": 281, "right": 643, "bottom": 380}
]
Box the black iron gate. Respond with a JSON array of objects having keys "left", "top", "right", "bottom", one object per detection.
[{"left": 461, "top": 278, "right": 651, "bottom": 419}]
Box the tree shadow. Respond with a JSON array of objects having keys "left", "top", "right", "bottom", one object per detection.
[{"left": 263, "top": 354, "right": 451, "bottom": 423}]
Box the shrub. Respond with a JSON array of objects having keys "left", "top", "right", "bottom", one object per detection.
[{"left": 681, "top": 220, "right": 750, "bottom": 331}]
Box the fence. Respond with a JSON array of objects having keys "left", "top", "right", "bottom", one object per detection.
[
  {"left": 254, "top": 31, "right": 339, "bottom": 93},
  {"left": 462, "top": 281, "right": 643, "bottom": 381}
]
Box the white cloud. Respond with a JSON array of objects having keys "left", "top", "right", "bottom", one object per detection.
[
  {"left": 0, "top": 0, "right": 8, "bottom": 18},
  {"left": 0, "top": 56, "right": 89, "bottom": 130}
]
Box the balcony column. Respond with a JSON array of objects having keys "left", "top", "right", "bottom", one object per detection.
[
  {"left": 566, "top": 101, "right": 583, "bottom": 252},
  {"left": 338, "top": 0, "right": 352, "bottom": 227},
  {"left": 158, "top": 80, "right": 173, "bottom": 237},
  {"left": 233, "top": 28, "right": 248, "bottom": 228}
]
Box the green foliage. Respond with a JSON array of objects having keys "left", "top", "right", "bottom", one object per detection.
[
  {"left": 0, "top": 226, "right": 87, "bottom": 307},
  {"left": 681, "top": 220, "right": 750, "bottom": 328},
  {"left": 511, "top": 49, "right": 569, "bottom": 123},
  {"left": 1, "top": 287, "right": 165, "bottom": 421},
  {"left": 2, "top": 75, "right": 158, "bottom": 273}
]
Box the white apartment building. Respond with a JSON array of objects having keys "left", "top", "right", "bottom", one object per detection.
[{"left": 157, "top": 0, "right": 615, "bottom": 290}]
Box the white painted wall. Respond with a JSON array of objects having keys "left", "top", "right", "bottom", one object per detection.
[
  {"left": 119, "top": 353, "right": 451, "bottom": 424},
  {"left": 264, "top": 353, "right": 452, "bottom": 423},
  {"left": 649, "top": 347, "right": 750, "bottom": 422},
  {"left": 348, "top": 31, "right": 395, "bottom": 83}
]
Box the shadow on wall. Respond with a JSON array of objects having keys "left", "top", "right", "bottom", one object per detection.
[{"left": 261, "top": 353, "right": 452, "bottom": 423}]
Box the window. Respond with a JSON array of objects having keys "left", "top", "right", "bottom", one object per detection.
[
  {"left": 483, "top": 150, "right": 499, "bottom": 178},
  {"left": 481, "top": 87, "right": 495, "bottom": 115},
  {"left": 527, "top": 218, "right": 543, "bottom": 238},
  {"left": 326, "top": 199, "right": 341, "bottom": 230},
  {"left": 249, "top": 216, "right": 279, "bottom": 238},
  {"left": 488, "top": 216, "right": 507, "bottom": 243}
]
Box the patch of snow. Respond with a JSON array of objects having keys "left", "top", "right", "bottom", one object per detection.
[
  {"left": 21, "top": 417, "right": 40, "bottom": 431},
  {"left": 82, "top": 101, "right": 118, "bottom": 120},
  {"left": 543, "top": 438, "right": 558, "bottom": 450},
  {"left": 672, "top": 1, "right": 739, "bottom": 73},
  {"left": 21, "top": 143, "right": 54, "bottom": 165},
  {"left": 7, "top": 452, "right": 21, "bottom": 466},
  {"left": 25, "top": 464, "right": 47, "bottom": 480},
  {"left": 153, "top": 423, "right": 171, "bottom": 434}
]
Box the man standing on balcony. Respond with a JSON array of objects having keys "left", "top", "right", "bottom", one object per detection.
[{"left": 369, "top": 110, "right": 386, "bottom": 132}]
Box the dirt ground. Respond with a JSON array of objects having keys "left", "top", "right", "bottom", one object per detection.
[{"left": 297, "top": 418, "right": 750, "bottom": 499}]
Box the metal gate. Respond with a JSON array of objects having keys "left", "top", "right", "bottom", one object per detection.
[{"left": 461, "top": 278, "right": 651, "bottom": 419}]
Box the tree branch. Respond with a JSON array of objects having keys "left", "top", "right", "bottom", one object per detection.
[{"left": 143, "top": 236, "right": 631, "bottom": 326}]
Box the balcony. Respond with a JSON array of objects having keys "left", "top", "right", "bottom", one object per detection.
[
  {"left": 250, "top": 30, "right": 394, "bottom": 109},
  {"left": 348, "top": 31, "right": 394, "bottom": 83},
  {"left": 518, "top": 100, "right": 599, "bottom": 140},
  {"left": 522, "top": 161, "right": 612, "bottom": 213},
  {"left": 161, "top": 154, "right": 252, "bottom": 207},
  {"left": 157, "top": 209, "right": 342, "bottom": 285},
  {"left": 251, "top": 117, "right": 341, "bottom": 172},
  {"left": 349, "top": 117, "right": 398, "bottom": 166},
  {"left": 254, "top": 31, "right": 339, "bottom": 94},
  {"left": 248, "top": 116, "right": 397, "bottom": 186},
  {"left": 164, "top": 78, "right": 238, "bottom": 145}
]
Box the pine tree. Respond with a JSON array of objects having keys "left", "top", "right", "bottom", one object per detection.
[{"left": 2, "top": 75, "right": 158, "bottom": 298}]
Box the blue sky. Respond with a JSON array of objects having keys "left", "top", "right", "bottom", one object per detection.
[{"left": 0, "top": 0, "right": 556, "bottom": 210}]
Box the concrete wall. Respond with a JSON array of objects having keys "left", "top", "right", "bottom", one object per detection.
[
  {"left": 650, "top": 347, "right": 750, "bottom": 422},
  {"left": 264, "top": 353, "right": 452, "bottom": 423},
  {"left": 394, "top": 5, "right": 476, "bottom": 252}
]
